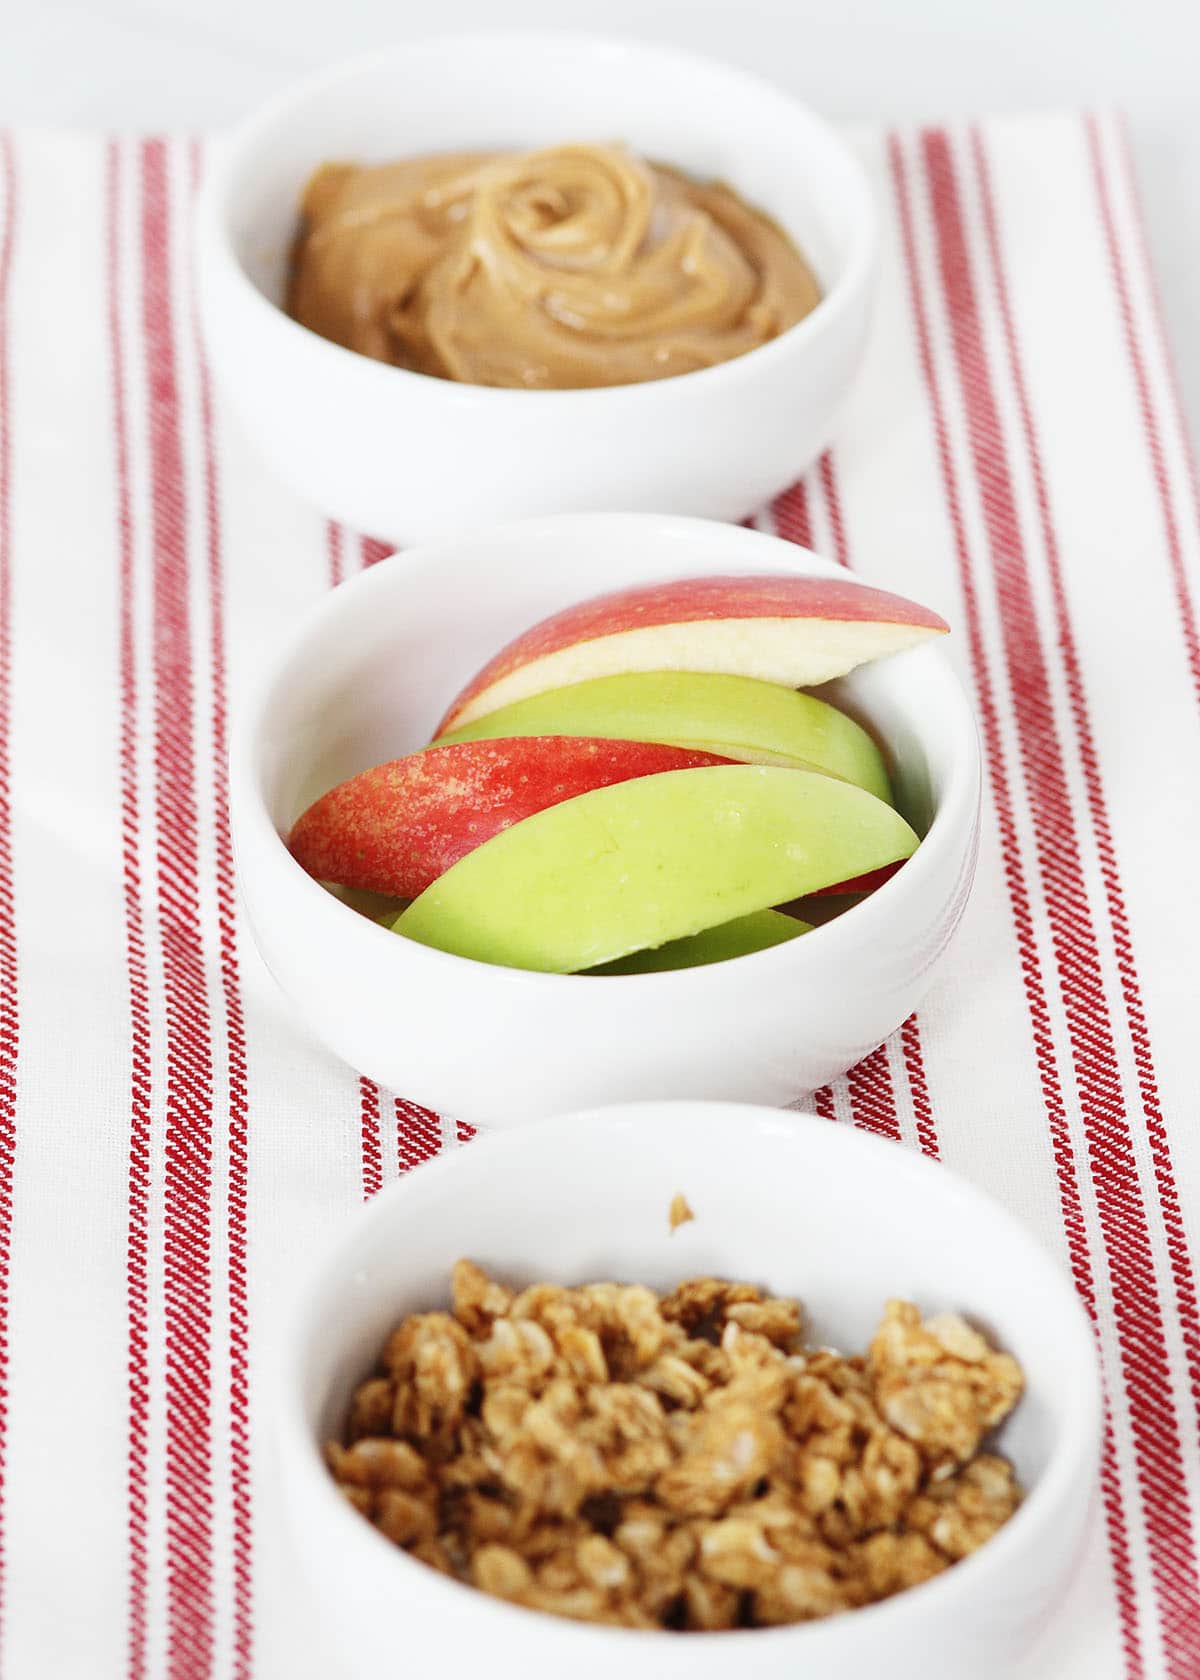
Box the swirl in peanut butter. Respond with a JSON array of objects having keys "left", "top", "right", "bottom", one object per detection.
[{"left": 286, "top": 144, "right": 821, "bottom": 389}]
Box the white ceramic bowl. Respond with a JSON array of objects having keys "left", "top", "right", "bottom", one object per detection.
[
  {"left": 279, "top": 1101, "right": 1101, "bottom": 1680},
  {"left": 196, "top": 35, "right": 877, "bottom": 545},
  {"left": 230, "top": 513, "right": 980, "bottom": 1126}
]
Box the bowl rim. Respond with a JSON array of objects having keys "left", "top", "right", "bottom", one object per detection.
[
  {"left": 196, "top": 30, "right": 879, "bottom": 406},
  {"left": 278, "top": 1099, "right": 1102, "bottom": 1650},
  {"left": 230, "top": 511, "right": 982, "bottom": 994}
]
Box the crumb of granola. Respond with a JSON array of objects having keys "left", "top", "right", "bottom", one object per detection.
[
  {"left": 669, "top": 1193, "right": 695, "bottom": 1233},
  {"left": 325, "top": 1267, "right": 1025, "bottom": 1632},
  {"left": 868, "top": 1301, "right": 1024, "bottom": 1469}
]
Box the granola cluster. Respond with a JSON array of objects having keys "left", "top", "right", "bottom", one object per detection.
[{"left": 326, "top": 1262, "right": 1024, "bottom": 1630}]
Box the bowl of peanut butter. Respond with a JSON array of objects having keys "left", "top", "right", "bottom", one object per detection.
[
  {"left": 285, "top": 144, "right": 823, "bottom": 392},
  {"left": 198, "top": 35, "right": 877, "bottom": 545}
]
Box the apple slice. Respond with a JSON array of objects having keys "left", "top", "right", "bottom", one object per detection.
[
  {"left": 819, "top": 863, "right": 902, "bottom": 895},
  {"left": 436, "top": 574, "right": 949, "bottom": 734},
  {"left": 588, "top": 908, "right": 811, "bottom": 975},
  {"left": 288, "top": 737, "right": 729, "bottom": 900},
  {"left": 394, "top": 766, "right": 919, "bottom": 973},
  {"left": 437, "top": 671, "right": 893, "bottom": 804}
]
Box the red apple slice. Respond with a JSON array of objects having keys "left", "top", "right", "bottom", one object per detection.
[
  {"left": 774, "top": 863, "right": 903, "bottom": 921},
  {"left": 287, "top": 736, "right": 729, "bottom": 899},
  {"left": 820, "top": 862, "right": 903, "bottom": 896},
  {"left": 436, "top": 574, "right": 949, "bottom": 735}
]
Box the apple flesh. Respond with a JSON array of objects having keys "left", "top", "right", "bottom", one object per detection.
[
  {"left": 394, "top": 766, "right": 919, "bottom": 972},
  {"left": 588, "top": 908, "right": 811, "bottom": 975},
  {"left": 437, "top": 671, "right": 893, "bottom": 805},
  {"left": 437, "top": 573, "right": 949, "bottom": 734},
  {"left": 287, "top": 737, "right": 729, "bottom": 900}
]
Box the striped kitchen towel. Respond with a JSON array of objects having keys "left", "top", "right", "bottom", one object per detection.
[{"left": 0, "top": 109, "right": 1195, "bottom": 1677}]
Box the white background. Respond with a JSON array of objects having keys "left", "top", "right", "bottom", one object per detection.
[{"left": 6, "top": 0, "right": 1200, "bottom": 436}]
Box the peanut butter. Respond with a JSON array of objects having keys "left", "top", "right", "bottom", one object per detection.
[{"left": 286, "top": 143, "right": 821, "bottom": 389}]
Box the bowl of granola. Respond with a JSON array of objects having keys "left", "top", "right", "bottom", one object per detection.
[{"left": 278, "top": 1102, "right": 1100, "bottom": 1678}]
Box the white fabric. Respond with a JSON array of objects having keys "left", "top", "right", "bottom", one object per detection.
[{"left": 0, "top": 111, "right": 1195, "bottom": 1676}]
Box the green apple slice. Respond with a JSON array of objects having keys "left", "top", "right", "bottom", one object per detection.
[
  {"left": 394, "top": 766, "right": 917, "bottom": 973},
  {"left": 436, "top": 671, "right": 892, "bottom": 805},
  {"left": 587, "top": 909, "right": 811, "bottom": 975}
]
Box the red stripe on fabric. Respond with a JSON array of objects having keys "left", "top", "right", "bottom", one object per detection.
[
  {"left": 326, "top": 521, "right": 344, "bottom": 590},
  {"left": 900, "top": 1016, "right": 938, "bottom": 1160},
  {"left": 819, "top": 453, "right": 937, "bottom": 1154},
  {"left": 843, "top": 1046, "right": 901, "bottom": 1142},
  {"left": 0, "top": 130, "right": 19, "bottom": 1663},
  {"left": 360, "top": 537, "right": 393, "bottom": 569},
  {"left": 141, "top": 138, "right": 216, "bottom": 1677},
  {"left": 977, "top": 117, "right": 1200, "bottom": 1402},
  {"left": 395, "top": 1100, "right": 442, "bottom": 1173},
  {"left": 817, "top": 453, "right": 849, "bottom": 568},
  {"left": 972, "top": 124, "right": 1200, "bottom": 1666},
  {"left": 107, "top": 139, "right": 153, "bottom": 1680},
  {"left": 1084, "top": 114, "right": 1200, "bottom": 714},
  {"left": 926, "top": 126, "right": 1200, "bottom": 1659},
  {"left": 189, "top": 139, "right": 253, "bottom": 1680},
  {"left": 771, "top": 478, "right": 812, "bottom": 547},
  {"left": 455, "top": 1120, "right": 476, "bottom": 1145},
  {"left": 359, "top": 1079, "right": 383, "bottom": 1201},
  {"left": 887, "top": 130, "right": 1144, "bottom": 1675}
]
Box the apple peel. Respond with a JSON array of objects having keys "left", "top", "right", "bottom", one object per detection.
[
  {"left": 437, "top": 573, "right": 949, "bottom": 735},
  {"left": 287, "top": 736, "right": 729, "bottom": 900},
  {"left": 437, "top": 670, "right": 893, "bottom": 805}
]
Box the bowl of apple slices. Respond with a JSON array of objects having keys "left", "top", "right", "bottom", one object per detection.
[{"left": 231, "top": 513, "right": 979, "bottom": 1125}]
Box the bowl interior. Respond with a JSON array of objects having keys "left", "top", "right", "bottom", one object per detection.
[
  {"left": 254, "top": 516, "right": 961, "bottom": 849},
  {"left": 219, "top": 36, "right": 869, "bottom": 317},
  {"left": 292, "top": 1105, "right": 1095, "bottom": 1544}
]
